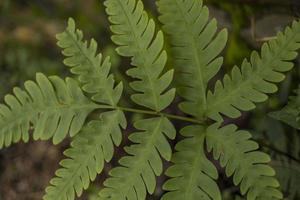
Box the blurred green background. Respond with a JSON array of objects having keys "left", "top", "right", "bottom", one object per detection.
[{"left": 0, "top": 0, "right": 300, "bottom": 199}]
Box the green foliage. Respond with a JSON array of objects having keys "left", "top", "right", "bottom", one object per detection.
[
  {"left": 206, "top": 124, "right": 282, "bottom": 200},
  {"left": 273, "top": 156, "right": 300, "bottom": 199},
  {"left": 1, "top": 0, "right": 300, "bottom": 200},
  {"left": 162, "top": 125, "right": 221, "bottom": 200},
  {"left": 157, "top": 1, "right": 225, "bottom": 198},
  {"left": 206, "top": 21, "right": 300, "bottom": 122},
  {"left": 157, "top": 0, "right": 290, "bottom": 199},
  {"left": 269, "top": 86, "right": 300, "bottom": 129},
  {"left": 99, "top": 117, "right": 175, "bottom": 200},
  {"left": 0, "top": 73, "right": 96, "bottom": 147},
  {"left": 104, "top": 0, "right": 176, "bottom": 112},
  {"left": 44, "top": 110, "right": 126, "bottom": 200},
  {"left": 56, "top": 18, "right": 123, "bottom": 107},
  {"left": 44, "top": 19, "right": 126, "bottom": 200},
  {"left": 250, "top": 116, "right": 300, "bottom": 199},
  {"left": 98, "top": 0, "right": 176, "bottom": 199},
  {"left": 157, "top": 0, "right": 228, "bottom": 119},
  {"left": 269, "top": 131, "right": 300, "bottom": 199}
]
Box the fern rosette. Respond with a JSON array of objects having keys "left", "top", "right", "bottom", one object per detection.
[{"left": 1, "top": 0, "right": 300, "bottom": 200}]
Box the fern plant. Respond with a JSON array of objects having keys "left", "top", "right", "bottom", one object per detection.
[
  {"left": 270, "top": 131, "right": 300, "bottom": 199},
  {"left": 266, "top": 86, "right": 300, "bottom": 199},
  {"left": 269, "top": 85, "right": 300, "bottom": 129},
  {"left": 1, "top": 0, "right": 300, "bottom": 199}
]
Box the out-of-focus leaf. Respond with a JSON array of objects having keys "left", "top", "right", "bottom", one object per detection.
[{"left": 269, "top": 86, "right": 300, "bottom": 129}]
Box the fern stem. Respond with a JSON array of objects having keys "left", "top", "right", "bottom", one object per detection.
[
  {"left": 117, "top": 106, "right": 204, "bottom": 124},
  {"left": 163, "top": 112, "right": 205, "bottom": 124},
  {"left": 95, "top": 104, "right": 205, "bottom": 124}
]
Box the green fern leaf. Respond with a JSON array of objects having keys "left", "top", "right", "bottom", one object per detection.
[
  {"left": 104, "top": 0, "right": 176, "bottom": 111},
  {"left": 162, "top": 125, "right": 221, "bottom": 200},
  {"left": 98, "top": 0, "right": 177, "bottom": 199},
  {"left": 269, "top": 131, "right": 300, "bottom": 199},
  {"left": 269, "top": 85, "right": 300, "bottom": 129},
  {"left": 0, "top": 73, "right": 96, "bottom": 147},
  {"left": 157, "top": 1, "right": 226, "bottom": 198},
  {"left": 272, "top": 157, "right": 300, "bottom": 199},
  {"left": 98, "top": 117, "right": 175, "bottom": 200},
  {"left": 206, "top": 124, "right": 283, "bottom": 200},
  {"left": 44, "top": 19, "right": 127, "bottom": 200},
  {"left": 43, "top": 110, "right": 126, "bottom": 200},
  {"left": 206, "top": 21, "right": 300, "bottom": 122},
  {"left": 157, "top": 0, "right": 228, "bottom": 119},
  {"left": 56, "top": 18, "right": 123, "bottom": 106}
]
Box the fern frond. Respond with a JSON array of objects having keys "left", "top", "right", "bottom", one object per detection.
[
  {"left": 104, "top": 0, "right": 175, "bottom": 111},
  {"left": 270, "top": 131, "right": 300, "bottom": 199},
  {"left": 44, "top": 110, "right": 126, "bottom": 200},
  {"left": 0, "top": 73, "right": 96, "bottom": 147},
  {"left": 98, "top": 117, "right": 175, "bottom": 200},
  {"left": 157, "top": 1, "right": 225, "bottom": 199},
  {"left": 56, "top": 18, "right": 123, "bottom": 106},
  {"left": 206, "top": 21, "right": 300, "bottom": 122},
  {"left": 44, "top": 19, "right": 127, "bottom": 200},
  {"left": 269, "top": 85, "right": 300, "bottom": 129},
  {"left": 162, "top": 125, "right": 221, "bottom": 200},
  {"left": 206, "top": 124, "right": 283, "bottom": 200},
  {"left": 157, "top": 0, "right": 228, "bottom": 119},
  {"left": 98, "top": 0, "right": 177, "bottom": 199},
  {"left": 272, "top": 157, "right": 300, "bottom": 199}
]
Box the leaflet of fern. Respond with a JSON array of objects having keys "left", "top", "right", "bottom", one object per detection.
[
  {"left": 44, "top": 19, "right": 128, "bottom": 200},
  {"left": 270, "top": 131, "right": 300, "bottom": 199},
  {"left": 157, "top": 0, "right": 227, "bottom": 119},
  {"left": 0, "top": 73, "right": 96, "bottom": 148},
  {"left": 206, "top": 124, "right": 283, "bottom": 200},
  {"left": 206, "top": 21, "right": 300, "bottom": 122},
  {"left": 104, "top": 0, "right": 175, "bottom": 111},
  {"left": 56, "top": 18, "right": 123, "bottom": 106},
  {"left": 98, "top": 117, "right": 176, "bottom": 200},
  {"left": 272, "top": 157, "right": 300, "bottom": 199},
  {"left": 44, "top": 110, "right": 126, "bottom": 200},
  {"left": 162, "top": 125, "right": 221, "bottom": 200},
  {"left": 157, "top": 1, "right": 226, "bottom": 199},
  {"left": 269, "top": 85, "right": 300, "bottom": 129},
  {"left": 101, "top": 0, "right": 177, "bottom": 199}
]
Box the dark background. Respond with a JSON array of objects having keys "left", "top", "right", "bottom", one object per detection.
[{"left": 0, "top": 0, "right": 300, "bottom": 199}]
